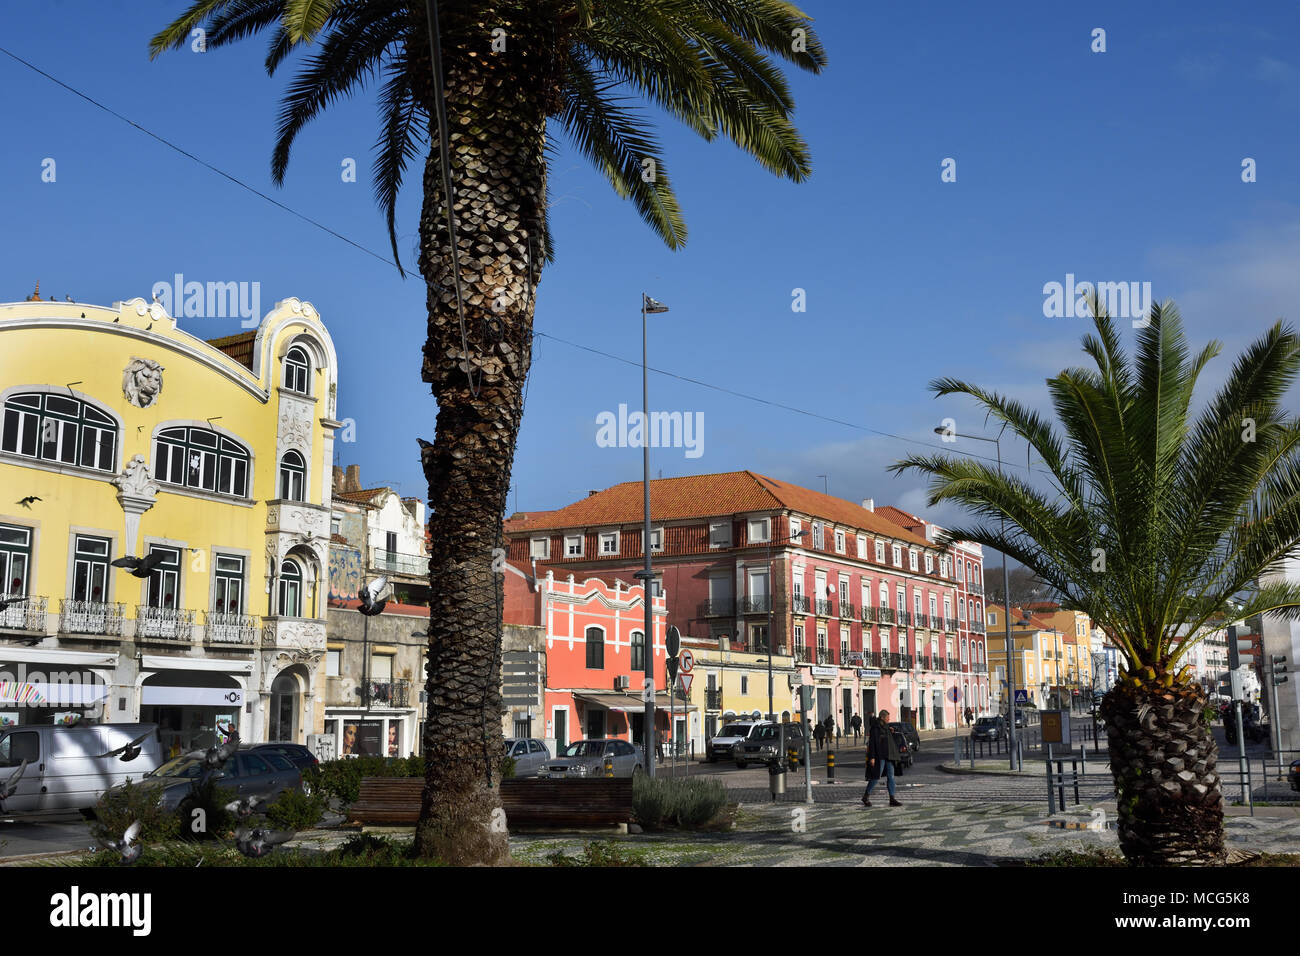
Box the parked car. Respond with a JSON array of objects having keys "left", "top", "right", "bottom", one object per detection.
[
  {"left": 1014, "top": 709, "right": 1028, "bottom": 728},
  {"left": 734, "top": 722, "right": 806, "bottom": 769},
  {"left": 1289, "top": 759, "right": 1300, "bottom": 793},
  {"left": 972, "top": 716, "right": 1007, "bottom": 741},
  {"left": 503, "top": 738, "right": 551, "bottom": 777},
  {"left": 0, "top": 723, "right": 164, "bottom": 815},
  {"left": 537, "top": 739, "right": 643, "bottom": 778},
  {"left": 889, "top": 721, "right": 920, "bottom": 753},
  {"left": 250, "top": 742, "right": 319, "bottom": 774},
  {"left": 890, "top": 729, "right": 913, "bottom": 774},
  {"left": 708, "top": 721, "right": 767, "bottom": 762}
]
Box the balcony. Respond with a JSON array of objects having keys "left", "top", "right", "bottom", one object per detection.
[
  {"left": 790, "top": 595, "right": 810, "bottom": 614},
  {"left": 900, "top": 653, "right": 913, "bottom": 669},
  {"left": 369, "top": 547, "right": 429, "bottom": 578},
  {"left": 935, "top": 656, "right": 948, "bottom": 671},
  {"left": 897, "top": 611, "right": 912, "bottom": 628},
  {"left": 878, "top": 607, "right": 896, "bottom": 625},
  {"left": 971, "top": 620, "right": 986, "bottom": 634},
  {"left": 945, "top": 617, "right": 959, "bottom": 632},
  {"left": 266, "top": 500, "right": 330, "bottom": 540},
  {"left": 918, "top": 654, "right": 932, "bottom": 671},
  {"left": 815, "top": 599, "right": 834, "bottom": 617},
  {"left": 706, "top": 688, "right": 723, "bottom": 710},
  {"left": 203, "top": 611, "right": 260, "bottom": 646},
  {"left": 968, "top": 582, "right": 984, "bottom": 596},
  {"left": 365, "top": 679, "right": 412, "bottom": 708},
  {"left": 861, "top": 605, "right": 876, "bottom": 623},
  {"left": 700, "top": 598, "right": 735, "bottom": 617},
  {"left": 815, "top": 647, "right": 837, "bottom": 666},
  {"left": 135, "top": 605, "right": 196, "bottom": 643},
  {"left": 0, "top": 595, "right": 47, "bottom": 632},
  {"left": 794, "top": 645, "right": 811, "bottom": 663},
  {"left": 261, "top": 618, "right": 327, "bottom": 652},
  {"left": 58, "top": 599, "right": 125, "bottom": 637},
  {"left": 838, "top": 602, "right": 856, "bottom": 620},
  {"left": 738, "top": 596, "right": 771, "bottom": 614}
]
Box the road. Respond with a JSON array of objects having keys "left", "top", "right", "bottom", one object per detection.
[{"left": 0, "top": 812, "right": 94, "bottom": 860}]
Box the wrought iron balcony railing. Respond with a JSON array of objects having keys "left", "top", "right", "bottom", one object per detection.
[
  {"left": 971, "top": 620, "right": 986, "bottom": 634},
  {"left": 816, "top": 647, "right": 837, "bottom": 666},
  {"left": 0, "top": 594, "right": 46, "bottom": 632},
  {"left": 794, "top": 645, "right": 811, "bottom": 663},
  {"left": 897, "top": 611, "right": 912, "bottom": 628},
  {"left": 968, "top": 582, "right": 984, "bottom": 596},
  {"left": 365, "top": 679, "right": 411, "bottom": 708},
  {"left": 935, "top": 656, "right": 948, "bottom": 671},
  {"left": 203, "top": 611, "right": 260, "bottom": 645},
  {"left": 738, "top": 595, "right": 771, "bottom": 614},
  {"left": 369, "top": 547, "right": 429, "bottom": 577},
  {"left": 700, "top": 598, "right": 735, "bottom": 617},
  {"left": 861, "top": 605, "right": 876, "bottom": 623},
  {"left": 838, "top": 602, "right": 856, "bottom": 620},
  {"left": 815, "top": 599, "right": 834, "bottom": 617},
  {"left": 135, "top": 605, "right": 196, "bottom": 642},
  {"left": 878, "top": 607, "right": 896, "bottom": 625},
  {"left": 917, "top": 654, "right": 932, "bottom": 671},
  {"left": 59, "top": 599, "right": 124, "bottom": 636},
  {"left": 900, "top": 653, "right": 913, "bottom": 669},
  {"left": 946, "top": 617, "right": 959, "bottom": 632},
  {"left": 790, "top": 595, "right": 810, "bottom": 614}
]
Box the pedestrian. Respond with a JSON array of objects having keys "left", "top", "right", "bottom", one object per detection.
[
  {"left": 964, "top": 706, "right": 973, "bottom": 726},
  {"left": 862, "top": 709, "right": 903, "bottom": 808},
  {"left": 825, "top": 716, "right": 835, "bottom": 745},
  {"left": 813, "top": 721, "right": 825, "bottom": 751},
  {"left": 851, "top": 713, "right": 862, "bottom": 742}
]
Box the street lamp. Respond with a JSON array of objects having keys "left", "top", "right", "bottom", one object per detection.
[
  {"left": 767, "top": 528, "right": 808, "bottom": 722},
  {"left": 935, "top": 423, "right": 1020, "bottom": 769},
  {"left": 637, "top": 292, "right": 669, "bottom": 778}
]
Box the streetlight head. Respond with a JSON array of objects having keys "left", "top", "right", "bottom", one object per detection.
[{"left": 643, "top": 294, "right": 669, "bottom": 314}]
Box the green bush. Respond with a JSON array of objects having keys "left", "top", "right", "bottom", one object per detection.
[
  {"left": 310, "top": 755, "right": 425, "bottom": 807},
  {"left": 546, "top": 840, "right": 647, "bottom": 867},
  {"left": 265, "top": 787, "right": 326, "bottom": 831},
  {"left": 632, "top": 775, "right": 730, "bottom": 831},
  {"left": 176, "top": 776, "right": 235, "bottom": 840},
  {"left": 91, "top": 778, "right": 179, "bottom": 847}
]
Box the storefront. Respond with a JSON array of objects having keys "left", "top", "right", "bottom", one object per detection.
[
  {"left": 323, "top": 712, "right": 409, "bottom": 758},
  {"left": 0, "top": 648, "right": 116, "bottom": 727},
  {"left": 138, "top": 657, "right": 250, "bottom": 758}
]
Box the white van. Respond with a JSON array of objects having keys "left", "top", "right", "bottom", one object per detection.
[{"left": 0, "top": 723, "right": 164, "bottom": 815}]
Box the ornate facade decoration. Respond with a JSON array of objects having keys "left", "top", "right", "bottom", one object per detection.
[
  {"left": 113, "top": 455, "right": 160, "bottom": 555},
  {"left": 122, "top": 357, "right": 164, "bottom": 408}
]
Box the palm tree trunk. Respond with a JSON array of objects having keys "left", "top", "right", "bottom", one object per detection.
[
  {"left": 410, "top": 7, "right": 549, "bottom": 864},
  {"left": 1101, "top": 679, "right": 1225, "bottom": 865}
]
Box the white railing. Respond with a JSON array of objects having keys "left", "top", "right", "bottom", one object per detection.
[
  {"left": 203, "top": 611, "right": 260, "bottom": 645},
  {"left": 369, "top": 547, "right": 428, "bottom": 577},
  {"left": 135, "top": 605, "right": 196, "bottom": 642},
  {"left": 0, "top": 594, "right": 46, "bottom": 632},
  {"left": 59, "top": 599, "right": 125, "bottom": 636}
]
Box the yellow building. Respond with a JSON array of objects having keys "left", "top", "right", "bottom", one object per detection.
[
  {"left": 0, "top": 292, "right": 341, "bottom": 752},
  {"left": 985, "top": 603, "right": 1094, "bottom": 711},
  {"left": 683, "top": 635, "right": 800, "bottom": 748}
]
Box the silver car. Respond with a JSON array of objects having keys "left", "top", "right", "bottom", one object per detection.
[
  {"left": 537, "top": 739, "right": 643, "bottom": 778},
  {"left": 504, "top": 738, "right": 551, "bottom": 777}
]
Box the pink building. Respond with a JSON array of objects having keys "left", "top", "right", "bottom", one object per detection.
[{"left": 505, "top": 471, "right": 987, "bottom": 736}]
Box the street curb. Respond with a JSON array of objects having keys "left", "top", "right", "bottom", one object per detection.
[
  {"left": 938, "top": 762, "right": 1039, "bottom": 777},
  {"left": 0, "top": 848, "right": 90, "bottom": 866}
]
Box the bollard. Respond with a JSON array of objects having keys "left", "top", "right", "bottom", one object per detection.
[
  {"left": 827, "top": 749, "right": 836, "bottom": 783},
  {"left": 768, "top": 760, "right": 787, "bottom": 799},
  {"left": 788, "top": 746, "right": 799, "bottom": 770},
  {"left": 604, "top": 756, "right": 614, "bottom": 778}
]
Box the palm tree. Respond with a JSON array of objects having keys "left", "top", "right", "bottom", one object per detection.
[
  {"left": 893, "top": 300, "right": 1300, "bottom": 865},
  {"left": 150, "top": 0, "right": 824, "bottom": 863}
]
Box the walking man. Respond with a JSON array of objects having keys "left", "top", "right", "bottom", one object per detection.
[
  {"left": 814, "top": 721, "right": 825, "bottom": 751},
  {"left": 964, "top": 706, "right": 973, "bottom": 727},
  {"left": 862, "top": 709, "right": 902, "bottom": 808},
  {"left": 851, "top": 712, "right": 862, "bottom": 743}
]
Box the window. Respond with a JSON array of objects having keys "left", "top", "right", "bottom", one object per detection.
[
  {"left": 791, "top": 571, "right": 804, "bottom": 602},
  {"left": 812, "top": 522, "right": 824, "bottom": 549},
  {"left": 875, "top": 540, "right": 885, "bottom": 563},
  {"left": 530, "top": 538, "right": 549, "bottom": 559},
  {"left": 599, "top": 532, "right": 619, "bottom": 555},
  {"left": 961, "top": 638, "right": 969, "bottom": 663},
  {"left": 973, "top": 565, "right": 981, "bottom": 586},
  {"left": 279, "top": 450, "right": 306, "bottom": 502},
  {"left": 643, "top": 528, "right": 664, "bottom": 553},
  {"left": 331, "top": 514, "right": 341, "bottom": 536},
  {"left": 0, "top": 524, "right": 32, "bottom": 599},
  {"left": 709, "top": 521, "right": 731, "bottom": 548},
  {"left": 879, "top": 583, "right": 889, "bottom": 607},
  {"left": 834, "top": 529, "right": 845, "bottom": 553},
  {"left": 896, "top": 587, "right": 905, "bottom": 615},
  {"left": 155, "top": 426, "right": 250, "bottom": 497},
  {"left": 564, "top": 535, "right": 583, "bottom": 557},
  {"left": 940, "top": 556, "right": 949, "bottom": 577},
  {"left": 72, "top": 535, "right": 111, "bottom": 603},
  {"left": 326, "top": 649, "right": 341, "bottom": 677},
  {"left": 751, "top": 624, "right": 768, "bottom": 651},
  {"left": 913, "top": 591, "right": 922, "bottom": 618},
  {"left": 278, "top": 559, "right": 303, "bottom": 617},
  {"left": 747, "top": 518, "right": 770, "bottom": 543},
  {"left": 213, "top": 554, "right": 244, "bottom": 614},
  {"left": 283, "top": 346, "right": 311, "bottom": 394},
  {"left": 146, "top": 546, "right": 181, "bottom": 609},
  {"left": 789, "top": 518, "right": 801, "bottom": 542},
  {"left": 925, "top": 553, "right": 933, "bottom": 574},
  {"left": 793, "top": 623, "right": 804, "bottom": 648},
  {"left": 944, "top": 596, "right": 952, "bottom": 622},
  {"left": 585, "top": 626, "right": 605, "bottom": 668},
  {"left": 371, "top": 653, "right": 393, "bottom": 682},
  {"left": 840, "top": 627, "right": 849, "bottom": 660},
  {"left": 740, "top": 675, "right": 749, "bottom": 695},
  {"left": 631, "top": 630, "right": 645, "bottom": 671},
  {"left": 988, "top": 609, "right": 996, "bottom": 626},
  {"left": 891, "top": 545, "right": 902, "bottom": 566},
  {"left": 909, "top": 550, "right": 919, "bottom": 572},
  {"left": 2, "top": 392, "right": 118, "bottom": 473},
  {"left": 816, "top": 627, "right": 828, "bottom": 657},
  {"left": 838, "top": 576, "right": 849, "bottom": 606},
  {"left": 862, "top": 581, "right": 871, "bottom": 611},
  {"left": 929, "top": 594, "right": 938, "bottom": 619},
  {"left": 857, "top": 534, "right": 867, "bottom": 559},
  {"left": 959, "top": 597, "right": 966, "bottom": 621}
]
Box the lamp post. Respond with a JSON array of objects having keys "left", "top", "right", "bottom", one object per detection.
[
  {"left": 936, "top": 424, "right": 1019, "bottom": 769},
  {"left": 766, "top": 528, "right": 808, "bottom": 791},
  {"left": 637, "top": 293, "right": 669, "bottom": 778}
]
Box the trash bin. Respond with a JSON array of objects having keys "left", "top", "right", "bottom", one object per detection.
[{"left": 768, "top": 760, "right": 786, "bottom": 798}]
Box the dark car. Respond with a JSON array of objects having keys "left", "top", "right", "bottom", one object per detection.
[
  {"left": 890, "top": 729, "right": 913, "bottom": 774},
  {"left": 889, "top": 721, "right": 920, "bottom": 754},
  {"left": 972, "top": 716, "right": 1007, "bottom": 741},
  {"left": 1014, "top": 709, "right": 1029, "bottom": 728},
  {"left": 736, "top": 722, "right": 806, "bottom": 769},
  {"left": 1289, "top": 759, "right": 1300, "bottom": 792},
  {"left": 250, "top": 742, "right": 319, "bottom": 775}
]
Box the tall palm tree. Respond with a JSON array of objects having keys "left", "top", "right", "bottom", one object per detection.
[
  {"left": 893, "top": 300, "right": 1300, "bottom": 865},
  {"left": 150, "top": 0, "right": 824, "bottom": 863}
]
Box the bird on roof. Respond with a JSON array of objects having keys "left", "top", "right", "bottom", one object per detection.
[{"left": 64, "top": 295, "right": 73, "bottom": 302}]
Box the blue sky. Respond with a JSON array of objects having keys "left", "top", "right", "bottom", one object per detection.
[{"left": 3, "top": 1, "right": 1299, "bottom": 531}]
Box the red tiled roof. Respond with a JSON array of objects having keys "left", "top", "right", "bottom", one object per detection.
[
  {"left": 875, "top": 505, "right": 925, "bottom": 532},
  {"left": 334, "top": 488, "right": 388, "bottom": 506},
  {"left": 504, "top": 511, "right": 555, "bottom": 533},
  {"left": 512, "top": 471, "right": 932, "bottom": 547},
  {"left": 206, "top": 330, "right": 257, "bottom": 370}
]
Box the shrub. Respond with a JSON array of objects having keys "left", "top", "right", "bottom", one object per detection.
[
  {"left": 310, "top": 755, "right": 425, "bottom": 808},
  {"left": 632, "top": 775, "right": 730, "bottom": 831},
  {"left": 91, "top": 778, "right": 179, "bottom": 847},
  {"left": 546, "top": 840, "right": 647, "bottom": 867},
  {"left": 265, "top": 787, "right": 326, "bottom": 831},
  {"left": 176, "top": 776, "right": 235, "bottom": 840}
]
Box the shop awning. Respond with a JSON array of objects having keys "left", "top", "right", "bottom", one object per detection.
[{"left": 575, "top": 692, "right": 699, "bottom": 713}]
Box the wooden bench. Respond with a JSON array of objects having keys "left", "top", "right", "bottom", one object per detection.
[{"left": 346, "top": 776, "right": 635, "bottom": 829}]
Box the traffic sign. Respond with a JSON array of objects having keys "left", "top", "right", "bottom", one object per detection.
[
  {"left": 666, "top": 625, "right": 681, "bottom": 658},
  {"left": 1015, "top": 689, "right": 1030, "bottom": 704},
  {"left": 679, "top": 649, "right": 695, "bottom": 674},
  {"left": 678, "top": 672, "right": 693, "bottom": 695},
  {"left": 666, "top": 657, "right": 678, "bottom": 681},
  {"left": 947, "top": 686, "right": 961, "bottom": 702}
]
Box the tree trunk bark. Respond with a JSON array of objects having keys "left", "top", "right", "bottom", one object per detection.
[
  {"left": 410, "top": 7, "right": 549, "bottom": 864},
  {"left": 1101, "top": 678, "right": 1226, "bottom": 865}
]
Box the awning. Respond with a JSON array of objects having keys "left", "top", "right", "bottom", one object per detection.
[{"left": 574, "top": 692, "right": 699, "bottom": 713}]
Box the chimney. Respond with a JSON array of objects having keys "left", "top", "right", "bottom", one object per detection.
[
  {"left": 345, "top": 464, "right": 362, "bottom": 492},
  {"left": 332, "top": 466, "right": 344, "bottom": 493},
  {"left": 862, "top": 498, "right": 874, "bottom": 512},
  {"left": 588, "top": 490, "right": 599, "bottom": 497}
]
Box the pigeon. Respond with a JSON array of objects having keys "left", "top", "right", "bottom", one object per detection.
[
  {"left": 0, "top": 759, "right": 28, "bottom": 803},
  {"left": 110, "top": 551, "right": 168, "bottom": 578},
  {"left": 96, "top": 729, "right": 154, "bottom": 762},
  {"left": 16, "top": 496, "right": 40, "bottom": 509},
  {"left": 64, "top": 295, "right": 73, "bottom": 302},
  {"left": 0, "top": 596, "right": 28, "bottom": 612},
  {"left": 152, "top": 293, "right": 161, "bottom": 304},
  {"left": 359, "top": 576, "right": 391, "bottom": 617},
  {"left": 234, "top": 825, "right": 295, "bottom": 859},
  {"left": 145, "top": 323, "right": 153, "bottom": 332},
  {"left": 224, "top": 796, "right": 268, "bottom": 822},
  {"left": 186, "top": 731, "right": 239, "bottom": 769},
  {"left": 102, "top": 820, "right": 142, "bottom": 865}
]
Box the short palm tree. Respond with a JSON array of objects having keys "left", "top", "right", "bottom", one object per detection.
[
  {"left": 150, "top": 0, "right": 824, "bottom": 864},
  {"left": 893, "top": 300, "right": 1300, "bottom": 865}
]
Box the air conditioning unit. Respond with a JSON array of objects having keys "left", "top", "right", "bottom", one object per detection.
[{"left": 614, "top": 675, "right": 630, "bottom": 691}]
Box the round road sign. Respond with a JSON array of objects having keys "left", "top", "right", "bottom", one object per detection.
[
  {"left": 947, "top": 686, "right": 961, "bottom": 702},
  {"left": 679, "top": 649, "right": 695, "bottom": 673}
]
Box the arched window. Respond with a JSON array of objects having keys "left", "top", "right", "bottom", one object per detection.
[
  {"left": 631, "top": 630, "right": 645, "bottom": 671},
  {"left": 2, "top": 392, "right": 117, "bottom": 472},
  {"left": 279, "top": 450, "right": 306, "bottom": 501},
  {"left": 155, "top": 426, "right": 250, "bottom": 496},
  {"left": 283, "top": 346, "right": 311, "bottom": 394},
  {"left": 278, "top": 560, "right": 302, "bottom": 617},
  {"left": 585, "top": 626, "right": 604, "bottom": 669}
]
